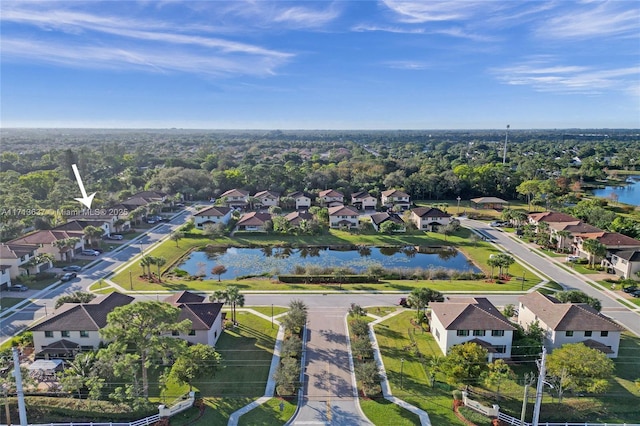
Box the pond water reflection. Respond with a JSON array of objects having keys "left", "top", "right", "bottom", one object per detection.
[{"left": 177, "top": 246, "right": 480, "bottom": 279}]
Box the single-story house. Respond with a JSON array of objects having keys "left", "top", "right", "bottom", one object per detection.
[
  {"left": 254, "top": 190, "right": 280, "bottom": 208},
  {"left": 370, "top": 212, "right": 405, "bottom": 232},
  {"left": 285, "top": 211, "right": 314, "bottom": 227},
  {"left": 381, "top": 189, "right": 410, "bottom": 210},
  {"left": 430, "top": 297, "right": 515, "bottom": 361},
  {"left": 470, "top": 197, "right": 508, "bottom": 210},
  {"left": 288, "top": 191, "right": 312, "bottom": 210},
  {"left": 410, "top": 207, "right": 451, "bottom": 231},
  {"left": 220, "top": 189, "right": 250, "bottom": 209},
  {"left": 236, "top": 212, "right": 272, "bottom": 231},
  {"left": 517, "top": 292, "right": 624, "bottom": 358},
  {"left": 193, "top": 206, "right": 233, "bottom": 229},
  {"left": 164, "top": 291, "right": 224, "bottom": 347},
  {"left": 351, "top": 191, "right": 377, "bottom": 211},
  {"left": 328, "top": 205, "right": 360, "bottom": 229},
  {"left": 30, "top": 292, "right": 135, "bottom": 358},
  {"left": 318, "top": 189, "right": 344, "bottom": 207},
  {"left": 528, "top": 211, "right": 579, "bottom": 227}
]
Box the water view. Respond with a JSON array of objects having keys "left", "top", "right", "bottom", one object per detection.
[
  {"left": 178, "top": 246, "right": 480, "bottom": 279},
  {"left": 592, "top": 176, "right": 640, "bottom": 206}
]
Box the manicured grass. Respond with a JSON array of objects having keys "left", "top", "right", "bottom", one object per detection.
[
  {"left": 0, "top": 296, "right": 25, "bottom": 311},
  {"left": 374, "top": 311, "right": 464, "bottom": 425},
  {"left": 146, "top": 311, "right": 279, "bottom": 424},
  {"left": 248, "top": 306, "right": 289, "bottom": 317},
  {"left": 366, "top": 306, "right": 400, "bottom": 317},
  {"left": 238, "top": 397, "right": 297, "bottom": 425},
  {"left": 359, "top": 397, "right": 421, "bottom": 426}
]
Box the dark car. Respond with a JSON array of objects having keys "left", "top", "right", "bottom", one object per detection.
[
  {"left": 631, "top": 290, "right": 640, "bottom": 298},
  {"left": 62, "top": 265, "right": 82, "bottom": 272},
  {"left": 8, "top": 284, "right": 29, "bottom": 292},
  {"left": 399, "top": 297, "right": 409, "bottom": 307},
  {"left": 622, "top": 285, "right": 638, "bottom": 293},
  {"left": 60, "top": 272, "right": 77, "bottom": 281}
]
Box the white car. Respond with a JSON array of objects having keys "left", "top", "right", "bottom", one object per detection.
[
  {"left": 566, "top": 255, "right": 580, "bottom": 262},
  {"left": 81, "top": 249, "right": 100, "bottom": 256},
  {"left": 108, "top": 234, "right": 124, "bottom": 240}
]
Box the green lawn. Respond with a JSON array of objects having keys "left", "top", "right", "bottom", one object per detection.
[
  {"left": 238, "top": 397, "right": 297, "bottom": 425},
  {"left": 374, "top": 311, "right": 464, "bottom": 425},
  {"left": 0, "top": 296, "right": 25, "bottom": 311},
  {"left": 146, "top": 311, "right": 283, "bottom": 424},
  {"left": 360, "top": 398, "right": 421, "bottom": 426},
  {"left": 248, "top": 306, "right": 289, "bottom": 317}
]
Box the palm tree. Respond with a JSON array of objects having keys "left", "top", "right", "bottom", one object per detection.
[
  {"left": 582, "top": 238, "right": 607, "bottom": 268},
  {"left": 83, "top": 225, "right": 104, "bottom": 247},
  {"left": 209, "top": 285, "right": 245, "bottom": 324},
  {"left": 407, "top": 287, "right": 441, "bottom": 319},
  {"left": 140, "top": 255, "right": 153, "bottom": 278},
  {"left": 487, "top": 256, "right": 500, "bottom": 280},
  {"left": 155, "top": 256, "right": 167, "bottom": 281},
  {"left": 556, "top": 230, "right": 572, "bottom": 251}
]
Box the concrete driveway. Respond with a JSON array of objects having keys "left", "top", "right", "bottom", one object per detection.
[{"left": 289, "top": 306, "right": 373, "bottom": 426}]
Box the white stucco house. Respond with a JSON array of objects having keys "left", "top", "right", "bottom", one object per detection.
[
  {"left": 430, "top": 297, "right": 515, "bottom": 361},
  {"left": 517, "top": 292, "right": 624, "bottom": 358},
  {"left": 164, "top": 291, "right": 224, "bottom": 347},
  {"left": 410, "top": 207, "right": 451, "bottom": 231},
  {"left": 370, "top": 212, "right": 405, "bottom": 232},
  {"left": 254, "top": 190, "right": 280, "bottom": 209},
  {"left": 609, "top": 250, "right": 640, "bottom": 279},
  {"left": 288, "top": 191, "right": 312, "bottom": 210},
  {"left": 193, "top": 206, "right": 233, "bottom": 229},
  {"left": 328, "top": 205, "right": 360, "bottom": 229},
  {"left": 381, "top": 189, "right": 410, "bottom": 210},
  {"left": 220, "top": 189, "right": 250, "bottom": 209},
  {"left": 351, "top": 191, "right": 377, "bottom": 211},
  {"left": 318, "top": 189, "right": 344, "bottom": 207}
]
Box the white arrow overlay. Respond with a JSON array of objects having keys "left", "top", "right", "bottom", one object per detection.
[{"left": 72, "top": 164, "right": 96, "bottom": 209}]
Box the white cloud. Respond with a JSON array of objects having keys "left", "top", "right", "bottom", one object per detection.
[
  {"left": 493, "top": 58, "right": 640, "bottom": 96},
  {"left": 273, "top": 5, "right": 341, "bottom": 28},
  {"left": 381, "top": 0, "right": 488, "bottom": 23},
  {"left": 383, "top": 60, "right": 430, "bottom": 70}
]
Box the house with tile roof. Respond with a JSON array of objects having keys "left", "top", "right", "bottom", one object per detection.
[
  {"left": 381, "top": 189, "right": 411, "bottom": 210},
  {"left": 574, "top": 231, "right": 640, "bottom": 263},
  {"left": 0, "top": 242, "right": 39, "bottom": 288},
  {"left": 528, "top": 211, "right": 579, "bottom": 226},
  {"left": 608, "top": 249, "right": 640, "bottom": 279},
  {"left": 351, "top": 191, "right": 377, "bottom": 211},
  {"left": 547, "top": 221, "right": 601, "bottom": 252},
  {"left": 318, "top": 189, "right": 344, "bottom": 207},
  {"left": 430, "top": 297, "right": 515, "bottom": 361},
  {"left": 164, "top": 291, "right": 224, "bottom": 346},
  {"left": 517, "top": 292, "right": 624, "bottom": 358},
  {"left": 236, "top": 212, "right": 272, "bottom": 231},
  {"left": 469, "top": 197, "right": 508, "bottom": 210},
  {"left": 193, "top": 205, "right": 233, "bottom": 229},
  {"left": 30, "top": 292, "right": 135, "bottom": 358},
  {"left": 220, "top": 189, "right": 250, "bottom": 209},
  {"left": 285, "top": 211, "right": 314, "bottom": 227},
  {"left": 410, "top": 207, "right": 452, "bottom": 231},
  {"left": 287, "top": 191, "right": 311, "bottom": 210},
  {"left": 328, "top": 205, "right": 360, "bottom": 229},
  {"left": 370, "top": 212, "right": 405, "bottom": 232},
  {"left": 8, "top": 228, "right": 86, "bottom": 262},
  {"left": 254, "top": 190, "right": 280, "bottom": 208}
]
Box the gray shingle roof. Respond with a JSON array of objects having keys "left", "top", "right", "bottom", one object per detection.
[{"left": 431, "top": 297, "right": 515, "bottom": 331}]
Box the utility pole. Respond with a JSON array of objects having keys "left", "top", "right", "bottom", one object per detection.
[
  {"left": 531, "top": 347, "right": 547, "bottom": 426},
  {"left": 503, "top": 124, "right": 510, "bottom": 164},
  {"left": 11, "top": 348, "right": 27, "bottom": 426},
  {"left": 520, "top": 372, "right": 535, "bottom": 426}
]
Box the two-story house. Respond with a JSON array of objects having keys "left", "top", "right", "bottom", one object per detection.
[
  {"left": 430, "top": 297, "right": 515, "bottom": 361},
  {"left": 410, "top": 207, "right": 451, "bottom": 231},
  {"left": 8, "top": 228, "right": 86, "bottom": 262},
  {"left": 517, "top": 292, "right": 624, "bottom": 358},
  {"left": 30, "top": 292, "right": 135, "bottom": 359},
  {"left": 0, "top": 242, "right": 39, "bottom": 289},
  {"left": 381, "top": 189, "right": 410, "bottom": 210},
  {"left": 254, "top": 191, "right": 280, "bottom": 209},
  {"left": 328, "top": 205, "right": 360, "bottom": 229},
  {"left": 164, "top": 291, "right": 224, "bottom": 347},
  {"left": 287, "top": 191, "right": 312, "bottom": 210},
  {"left": 609, "top": 250, "right": 640, "bottom": 279},
  {"left": 193, "top": 206, "right": 233, "bottom": 229},
  {"left": 318, "top": 189, "right": 344, "bottom": 207},
  {"left": 351, "top": 191, "right": 377, "bottom": 211},
  {"left": 285, "top": 211, "right": 314, "bottom": 227},
  {"left": 220, "top": 189, "right": 250, "bottom": 209}
]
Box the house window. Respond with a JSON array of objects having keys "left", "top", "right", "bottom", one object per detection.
[
  {"left": 188, "top": 330, "right": 196, "bottom": 336},
  {"left": 80, "top": 331, "right": 89, "bottom": 338},
  {"left": 473, "top": 330, "right": 486, "bottom": 336},
  {"left": 435, "top": 329, "right": 440, "bottom": 340},
  {"left": 491, "top": 330, "right": 505, "bottom": 337},
  {"left": 601, "top": 331, "right": 609, "bottom": 337},
  {"left": 61, "top": 331, "right": 70, "bottom": 338},
  {"left": 457, "top": 330, "right": 469, "bottom": 336},
  {"left": 172, "top": 330, "right": 179, "bottom": 336},
  {"left": 494, "top": 345, "right": 507, "bottom": 354},
  {"left": 584, "top": 331, "right": 592, "bottom": 337},
  {"left": 214, "top": 331, "right": 217, "bottom": 339},
  {"left": 565, "top": 331, "right": 574, "bottom": 337},
  {"left": 45, "top": 331, "right": 53, "bottom": 338}
]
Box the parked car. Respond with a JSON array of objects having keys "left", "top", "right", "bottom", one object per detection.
[
  {"left": 623, "top": 285, "right": 639, "bottom": 294},
  {"left": 60, "top": 272, "right": 77, "bottom": 281},
  {"left": 631, "top": 290, "right": 640, "bottom": 298},
  {"left": 399, "top": 297, "right": 409, "bottom": 307},
  {"left": 8, "top": 284, "right": 28, "bottom": 292},
  {"left": 108, "top": 234, "right": 123, "bottom": 240},
  {"left": 62, "top": 265, "right": 82, "bottom": 272},
  {"left": 566, "top": 255, "right": 580, "bottom": 262},
  {"left": 81, "top": 249, "right": 100, "bottom": 256}
]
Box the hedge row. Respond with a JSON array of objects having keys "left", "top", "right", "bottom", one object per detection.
[{"left": 278, "top": 275, "right": 379, "bottom": 284}]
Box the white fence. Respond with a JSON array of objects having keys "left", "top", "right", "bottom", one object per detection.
[{"left": 158, "top": 391, "right": 195, "bottom": 417}]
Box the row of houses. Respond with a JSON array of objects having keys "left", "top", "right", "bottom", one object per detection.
[
  {"left": 0, "top": 191, "right": 170, "bottom": 290},
  {"left": 528, "top": 211, "right": 640, "bottom": 279},
  {"left": 430, "top": 291, "right": 624, "bottom": 360},
  {"left": 193, "top": 204, "right": 454, "bottom": 232},
  {"left": 217, "top": 188, "right": 411, "bottom": 211},
  {"left": 30, "top": 291, "right": 223, "bottom": 359}
]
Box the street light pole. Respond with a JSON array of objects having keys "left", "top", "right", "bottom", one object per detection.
[
  {"left": 129, "top": 269, "right": 133, "bottom": 290},
  {"left": 521, "top": 270, "right": 526, "bottom": 291},
  {"left": 400, "top": 358, "right": 405, "bottom": 389},
  {"left": 456, "top": 196, "right": 461, "bottom": 215},
  {"left": 271, "top": 304, "right": 274, "bottom": 329}
]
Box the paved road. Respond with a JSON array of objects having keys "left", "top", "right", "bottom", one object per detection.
[
  {"left": 290, "top": 307, "right": 372, "bottom": 426},
  {"left": 463, "top": 218, "right": 640, "bottom": 336},
  {"left": 0, "top": 210, "right": 191, "bottom": 344}
]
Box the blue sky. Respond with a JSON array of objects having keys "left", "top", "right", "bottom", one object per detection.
[{"left": 1, "top": 0, "right": 639, "bottom": 129}]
